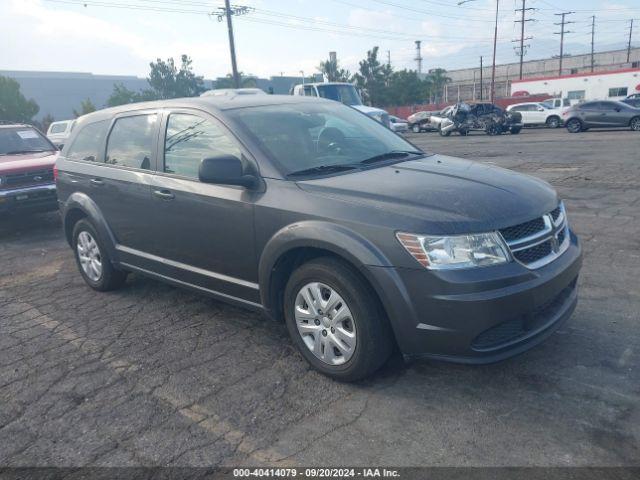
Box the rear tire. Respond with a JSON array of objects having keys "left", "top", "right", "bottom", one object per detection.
[
  {"left": 630, "top": 117, "right": 640, "bottom": 132},
  {"left": 72, "top": 219, "right": 127, "bottom": 291},
  {"left": 546, "top": 116, "right": 560, "bottom": 128},
  {"left": 458, "top": 129, "right": 469, "bottom": 136},
  {"left": 566, "top": 118, "right": 583, "bottom": 133},
  {"left": 510, "top": 126, "right": 522, "bottom": 134},
  {"left": 284, "top": 257, "right": 394, "bottom": 382},
  {"left": 412, "top": 124, "right": 421, "bottom": 133}
]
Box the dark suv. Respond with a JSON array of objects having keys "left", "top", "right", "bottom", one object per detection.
[{"left": 56, "top": 96, "right": 582, "bottom": 381}]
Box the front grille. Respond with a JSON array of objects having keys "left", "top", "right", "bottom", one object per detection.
[
  {"left": 499, "top": 217, "right": 546, "bottom": 242},
  {"left": 513, "top": 240, "right": 552, "bottom": 264},
  {"left": 499, "top": 203, "right": 569, "bottom": 269},
  {"left": 2, "top": 169, "right": 54, "bottom": 189},
  {"left": 472, "top": 279, "right": 577, "bottom": 351}
]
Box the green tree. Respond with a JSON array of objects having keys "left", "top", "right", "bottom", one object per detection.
[
  {"left": 425, "top": 68, "right": 451, "bottom": 104},
  {"left": 0, "top": 75, "right": 39, "bottom": 123},
  {"left": 317, "top": 57, "right": 351, "bottom": 82},
  {"left": 73, "top": 98, "right": 96, "bottom": 118},
  {"left": 41, "top": 113, "right": 55, "bottom": 133},
  {"left": 213, "top": 72, "right": 258, "bottom": 89},
  {"left": 106, "top": 83, "right": 153, "bottom": 107},
  {"left": 352, "top": 47, "right": 392, "bottom": 107},
  {"left": 147, "top": 54, "right": 205, "bottom": 99},
  {"left": 386, "top": 70, "right": 425, "bottom": 106}
]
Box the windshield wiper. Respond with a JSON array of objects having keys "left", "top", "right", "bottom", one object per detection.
[
  {"left": 358, "top": 150, "right": 423, "bottom": 165},
  {"left": 1, "top": 149, "right": 51, "bottom": 155},
  {"left": 287, "top": 164, "right": 360, "bottom": 178}
]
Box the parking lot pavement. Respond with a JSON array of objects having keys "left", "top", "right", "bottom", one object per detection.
[{"left": 0, "top": 128, "right": 638, "bottom": 467}]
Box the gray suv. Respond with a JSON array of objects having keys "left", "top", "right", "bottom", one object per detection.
[{"left": 56, "top": 95, "right": 582, "bottom": 381}]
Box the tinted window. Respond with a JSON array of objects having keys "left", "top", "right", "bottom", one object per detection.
[
  {"left": 65, "top": 120, "right": 109, "bottom": 162},
  {"left": 580, "top": 102, "right": 598, "bottom": 110},
  {"left": 106, "top": 114, "right": 157, "bottom": 170},
  {"left": 0, "top": 127, "right": 54, "bottom": 155},
  {"left": 49, "top": 123, "right": 68, "bottom": 134},
  {"left": 164, "top": 113, "right": 241, "bottom": 179},
  {"left": 303, "top": 85, "right": 317, "bottom": 97}
]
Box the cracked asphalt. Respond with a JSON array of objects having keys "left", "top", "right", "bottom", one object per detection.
[{"left": 0, "top": 128, "right": 638, "bottom": 467}]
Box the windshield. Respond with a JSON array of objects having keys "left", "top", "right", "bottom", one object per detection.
[
  {"left": 315, "top": 84, "right": 362, "bottom": 106},
  {"left": 228, "top": 102, "right": 422, "bottom": 177},
  {"left": 0, "top": 127, "right": 55, "bottom": 155},
  {"left": 541, "top": 100, "right": 554, "bottom": 109}
]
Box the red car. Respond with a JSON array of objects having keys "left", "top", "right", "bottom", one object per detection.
[{"left": 0, "top": 123, "right": 59, "bottom": 214}]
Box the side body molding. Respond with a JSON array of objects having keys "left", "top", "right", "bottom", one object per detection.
[{"left": 62, "top": 192, "right": 119, "bottom": 261}]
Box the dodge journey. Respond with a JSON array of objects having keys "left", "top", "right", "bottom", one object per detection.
[{"left": 56, "top": 95, "right": 582, "bottom": 381}]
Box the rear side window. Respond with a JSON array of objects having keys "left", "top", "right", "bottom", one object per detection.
[
  {"left": 106, "top": 114, "right": 157, "bottom": 170},
  {"left": 49, "top": 123, "right": 68, "bottom": 134},
  {"left": 66, "top": 120, "right": 109, "bottom": 162},
  {"left": 164, "top": 113, "right": 241, "bottom": 179}
]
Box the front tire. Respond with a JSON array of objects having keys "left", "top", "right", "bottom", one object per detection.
[
  {"left": 439, "top": 126, "right": 451, "bottom": 137},
  {"left": 284, "top": 257, "right": 394, "bottom": 382},
  {"left": 566, "top": 118, "right": 583, "bottom": 133},
  {"left": 510, "top": 126, "right": 522, "bottom": 134},
  {"left": 72, "top": 219, "right": 127, "bottom": 291},
  {"left": 630, "top": 117, "right": 640, "bottom": 132},
  {"left": 412, "top": 124, "right": 421, "bottom": 133}
]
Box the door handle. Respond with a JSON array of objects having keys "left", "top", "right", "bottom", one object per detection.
[
  {"left": 90, "top": 178, "right": 104, "bottom": 186},
  {"left": 153, "top": 189, "right": 175, "bottom": 200}
]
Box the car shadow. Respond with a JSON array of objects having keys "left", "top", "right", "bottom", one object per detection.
[{"left": 0, "top": 211, "right": 63, "bottom": 241}]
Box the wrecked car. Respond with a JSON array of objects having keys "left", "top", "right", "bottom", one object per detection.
[{"left": 439, "top": 102, "right": 523, "bottom": 137}]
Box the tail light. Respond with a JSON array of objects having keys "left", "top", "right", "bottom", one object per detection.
[
  {"left": 562, "top": 111, "right": 569, "bottom": 116},
  {"left": 53, "top": 163, "right": 58, "bottom": 181}
]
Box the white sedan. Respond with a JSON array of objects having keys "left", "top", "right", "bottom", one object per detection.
[{"left": 389, "top": 115, "right": 409, "bottom": 133}]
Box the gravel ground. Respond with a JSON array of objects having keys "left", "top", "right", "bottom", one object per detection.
[{"left": 0, "top": 127, "right": 638, "bottom": 467}]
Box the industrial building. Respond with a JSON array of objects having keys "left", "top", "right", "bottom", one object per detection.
[{"left": 441, "top": 47, "right": 640, "bottom": 102}]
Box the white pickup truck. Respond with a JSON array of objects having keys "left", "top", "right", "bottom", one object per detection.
[{"left": 291, "top": 82, "right": 391, "bottom": 128}]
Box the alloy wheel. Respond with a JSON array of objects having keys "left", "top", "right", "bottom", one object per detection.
[
  {"left": 567, "top": 119, "right": 582, "bottom": 133},
  {"left": 631, "top": 118, "right": 640, "bottom": 131},
  {"left": 77, "top": 231, "right": 103, "bottom": 282},
  {"left": 294, "top": 282, "right": 356, "bottom": 366}
]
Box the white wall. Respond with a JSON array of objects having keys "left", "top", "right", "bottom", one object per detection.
[{"left": 511, "top": 70, "right": 640, "bottom": 101}]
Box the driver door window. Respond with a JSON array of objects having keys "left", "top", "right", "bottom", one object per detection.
[{"left": 164, "top": 113, "right": 241, "bottom": 179}]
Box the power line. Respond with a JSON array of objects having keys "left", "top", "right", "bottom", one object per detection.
[{"left": 554, "top": 11, "right": 575, "bottom": 75}]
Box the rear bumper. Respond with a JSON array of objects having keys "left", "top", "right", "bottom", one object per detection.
[
  {"left": 0, "top": 184, "right": 58, "bottom": 213},
  {"left": 367, "top": 230, "right": 582, "bottom": 363}
]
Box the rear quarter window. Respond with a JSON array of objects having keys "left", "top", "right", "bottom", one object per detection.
[{"left": 65, "top": 120, "right": 110, "bottom": 162}]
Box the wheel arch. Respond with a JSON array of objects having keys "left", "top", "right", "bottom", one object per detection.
[
  {"left": 62, "top": 192, "right": 118, "bottom": 260},
  {"left": 258, "top": 221, "right": 393, "bottom": 323}
]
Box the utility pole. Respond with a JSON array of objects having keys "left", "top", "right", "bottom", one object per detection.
[
  {"left": 490, "top": 0, "right": 499, "bottom": 103},
  {"left": 590, "top": 16, "right": 596, "bottom": 72},
  {"left": 628, "top": 19, "right": 634, "bottom": 63},
  {"left": 216, "top": 2, "right": 251, "bottom": 88},
  {"left": 457, "top": 0, "right": 498, "bottom": 101},
  {"left": 479, "top": 56, "right": 484, "bottom": 100},
  {"left": 513, "top": 0, "right": 535, "bottom": 80},
  {"left": 387, "top": 50, "right": 391, "bottom": 67},
  {"left": 554, "top": 12, "right": 575, "bottom": 76},
  {"left": 414, "top": 41, "right": 423, "bottom": 75}
]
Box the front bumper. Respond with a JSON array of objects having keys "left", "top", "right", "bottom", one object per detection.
[
  {"left": 367, "top": 230, "right": 582, "bottom": 363},
  {"left": 0, "top": 184, "right": 58, "bottom": 214}
]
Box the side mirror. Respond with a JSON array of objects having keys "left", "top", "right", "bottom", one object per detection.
[
  {"left": 198, "top": 155, "right": 258, "bottom": 189},
  {"left": 615, "top": 107, "right": 621, "bottom": 112},
  {"left": 538, "top": 107, "right": 545, "bottom": 111}
]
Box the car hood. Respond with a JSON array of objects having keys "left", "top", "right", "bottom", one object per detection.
[
  {"left": 0, "top": 151, "right": 58, "bottom": 175},
  {"left": 296, "top": 154, "right": 558, "bottom": 234}
]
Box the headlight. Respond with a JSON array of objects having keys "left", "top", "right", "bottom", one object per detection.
[{"left": 396, "top": 232, "right": 510, "bottom": 270}]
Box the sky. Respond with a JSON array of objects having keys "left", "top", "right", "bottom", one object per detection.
[{"left": 1, "top": 0, "right": 639, "bottom": 80}]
